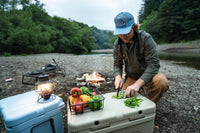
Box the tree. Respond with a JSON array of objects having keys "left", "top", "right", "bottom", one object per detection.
[
  {"left": 9, "top": 0, "right": 19, "bottom": 11},
  {"left": 0, "top": 0, "right": 118, "bottom": 55},
  {"left": 139, "top": 0, "right": 164, "bottom": 23},
  {"left": 140, "top": 11, "right": 159, "bottom": 41},
  {"left": 139, "top": 0, "right": 200, "bottom": 43},
  {"left": 20, "top": 0, "right": 31, "bottom": 8},
  {"left": 0, "top": 0, "right": 9, "bottom": 11}
]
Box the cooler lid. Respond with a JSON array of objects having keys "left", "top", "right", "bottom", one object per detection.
[
  {"left": 68, "top": 92, "right": 156, "bottom": 132},
  {"left": 0, "top": 91, "right": 64, "bottom": 127}
]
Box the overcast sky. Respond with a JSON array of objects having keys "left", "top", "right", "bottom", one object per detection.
[{"left": 39, "top": 0, "right": 143, "bottom": 31}]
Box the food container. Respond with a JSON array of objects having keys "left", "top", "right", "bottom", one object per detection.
[
  {"left": 0, "top": 91, "right": 65, "bottom": 133},
  {"left": 68, "top": 88, "right": 105, "bottom": 115},
  {"left": 68, "top": 92, "right": 156, "bottom": 133}
]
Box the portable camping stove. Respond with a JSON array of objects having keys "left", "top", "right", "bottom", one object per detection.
[{"left": 22, "top": 59, "right": 66, "bottom": 85}]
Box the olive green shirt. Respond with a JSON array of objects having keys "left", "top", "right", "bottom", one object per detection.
[{"left": 113, "top": 30, "right": 160, "bottom": 83}]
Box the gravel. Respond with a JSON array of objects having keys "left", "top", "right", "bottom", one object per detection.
[{"left": 0, "top": 53, "right": 200, "bottom": 133}]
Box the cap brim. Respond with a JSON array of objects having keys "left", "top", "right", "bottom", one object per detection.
[{"left": 113, "top": 26, "right": 132, "bottom": 35}]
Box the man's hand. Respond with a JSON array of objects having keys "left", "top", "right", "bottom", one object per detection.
[
  {"left": 124, "top": 84, "right": 140, "bottom": 98},
  {"left": 124, "top": 79, "right": 146, "bottom": 98},
  {"left": 114, "top": 75, "right": 123, "bottom": 89}
]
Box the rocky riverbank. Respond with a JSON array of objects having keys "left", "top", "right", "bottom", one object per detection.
[{"left": 0, "top": 52, "right": 200, "bottom": 132}]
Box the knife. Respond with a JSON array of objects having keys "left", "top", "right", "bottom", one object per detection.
[
  {"left": 117, "top": 85, "right": 123, "bottom": 97},
  {"left": 117, "top": 87, "right": 120, "bottom": 97}
]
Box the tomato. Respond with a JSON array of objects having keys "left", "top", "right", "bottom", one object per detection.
[{"left": 91, "top": 92, "right": 97, "bottom": 96}]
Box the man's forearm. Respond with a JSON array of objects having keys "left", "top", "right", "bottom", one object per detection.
[{"left": 134, "top": 78, "right": 146, "bottom": 88}]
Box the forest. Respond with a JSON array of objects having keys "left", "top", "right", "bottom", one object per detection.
[
  {"left": 0, "top": 0, "right": 200, "bottom": 55},
  {"left": 0, "top": 0, "right": 116, "bottom": 55},
  {"left": 139, "top": 0, "right": 200, "bottom": 43}
]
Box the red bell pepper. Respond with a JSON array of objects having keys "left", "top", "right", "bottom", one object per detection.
[
  {"left": 72, "top": 100, "right": 84, "bottom": 113},
  {"left": 70, "top": 87, "right": 81, "bottom": 98}
]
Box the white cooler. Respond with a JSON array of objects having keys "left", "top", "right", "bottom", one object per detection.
[
  {"left": 68, "top": 92, "right": 156, "bottom": 133},
  {"left": 0, "top": 91, "right": 65, "bottom": 133}
]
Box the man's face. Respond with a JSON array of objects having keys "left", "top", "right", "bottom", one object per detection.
[{"left": 118, "top": 28, "right": 134, "bottom": 43}]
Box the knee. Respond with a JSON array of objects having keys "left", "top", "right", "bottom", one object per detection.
[{"left": 152, "top": 73, "right": 169, "bottom": 91}]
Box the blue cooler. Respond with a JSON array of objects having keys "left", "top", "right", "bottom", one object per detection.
[{"left": 0, "top": 91, "right": 65, "bottom": 133}]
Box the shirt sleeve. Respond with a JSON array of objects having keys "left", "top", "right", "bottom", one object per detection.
[
  {"left": 113, "top": 39, "right": 123, "bottom": 78},
  {"left": 140, "top": 33, "right": 160, "bottom": 83}
]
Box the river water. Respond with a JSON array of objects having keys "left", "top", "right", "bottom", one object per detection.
[
  {"left": 158, "top": 50, "right": 200, "bottom": 70},
  {"left": 90, "top": 49, "right": 200, "bottom": 70}
]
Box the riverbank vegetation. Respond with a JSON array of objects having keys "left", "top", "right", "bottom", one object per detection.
[
  {"left": 0, "top": 0, "right": 116, "bottom": 55},
  {"left": 139, "top": 0, "right": 200, "bottom": 43}
]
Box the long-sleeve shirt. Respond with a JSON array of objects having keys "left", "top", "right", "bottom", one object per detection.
[{"left": 113, "top": 30, "right": 160, "bottom": 83}]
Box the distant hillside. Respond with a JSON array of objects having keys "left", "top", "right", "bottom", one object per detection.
[{"left": 0, "top": 0, "right": 117, "bottom": 55}]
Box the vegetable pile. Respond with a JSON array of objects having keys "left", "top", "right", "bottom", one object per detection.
[
  {"left": 111, "top": 91, "right": 125, "bottom": 99},
  {"left": 88, "top": 95, "right": 102, "bottom": 110},
  {"left": 124, "top": 97, "right": 143, "bottom": 108},
  {"left": 112, "top": 91, "right": 143, "bottom": 108},
  {"left": 69, "top": 86, "right": 102, "bottom": 113},
  {"left": 111, "top": 94, "right": 124, "bottom": 99}
]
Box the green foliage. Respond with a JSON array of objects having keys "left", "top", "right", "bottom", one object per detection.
[
  {"left": 0, "top": 0, "right": 116, "bottom": 55},
  {"left": 139, "top": 0, "right": 164, "bottom": 23},
  {"left": 139, "top": 0, "right": 200, "bottom": 43},
  {"left": 0, "top": 0, "right": 9, "bottom": 11},
  {"left": 140, "top": 11, "right": 159, "bottom": 40},
  {"left": 91, "top": 26, "right": 116, "bottom": 49},
  {"left": 3, "top": 52, "right": 11, "bottom": 56}
]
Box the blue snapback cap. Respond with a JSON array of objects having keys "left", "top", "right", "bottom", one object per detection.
[{"left": 114, "top": 12, "right": 135, "bottom": 35}]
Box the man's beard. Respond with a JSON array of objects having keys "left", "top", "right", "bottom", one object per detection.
[{"left": 122, "top": 37, "right": 133, "bottom": 43}]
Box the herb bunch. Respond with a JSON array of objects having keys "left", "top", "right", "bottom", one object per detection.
[{"left": 124, "top": 96, "right": 143, "bottom": 108}]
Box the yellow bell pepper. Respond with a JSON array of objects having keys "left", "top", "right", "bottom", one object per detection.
[
  {"left": 80, "top": 94, "right": 91, "bottom": 107},
  {"left": 69, "top": 95, "right": 80, "bottom": 104}
]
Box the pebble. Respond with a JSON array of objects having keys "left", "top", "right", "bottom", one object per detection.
[{"left": 193, "top": 106, "right": 199, "bottom": 112}]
